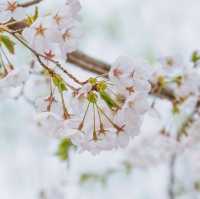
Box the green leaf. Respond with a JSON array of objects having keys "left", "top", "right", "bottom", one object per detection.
[
  {"left": 33, "top": 6, "right": 39, "bottom": 21},
  {"left": 191, "top": 51, "right": 200, "bottom": 64},
  {"left": 52, "top": 74, "right": 67, "bottom": 92},
  {"left": 79, "top": 173, "right": 106, "bottom": 185},
  {"left": 100, "top": 91, "right": 118, "bottom": 110},
  {"left": 0, "top": 35, "right": 15, "bottom": 54},
  {"left": 195, "top": 181, "right": 200, "bottom": 191},
  {"left": 25, "top": 7, "right": 39, "bottom": 26},
  {"left": 56, "top": 138, "right": 74, "bottom": 161}
]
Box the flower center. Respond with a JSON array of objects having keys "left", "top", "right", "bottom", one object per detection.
[
  {"left": 44, "top": 50, "right": 55, "bottom": 60},
  {"left": 6, "top": 1, "right": 17, "bottom": 12},
  {"left": 63, "top": 31, "right": 71, "bottom": 41},
  {"left": 53, "top": 14, "right": 62, "bottom": 25},
  {"left": 166, "top": 57, "right": 174, "bottom": 67},
  {"left": 113, "top": 67, "right": 123, "bottom": 78},
  {"left": 127, "top": 101, "right": 135, "bottom": 108},
  {"left": 126, "top": 86, "right": 135, "bottom": 95},
  {"left": 35, "top": 24, "right": 47, "bottom": 37}
]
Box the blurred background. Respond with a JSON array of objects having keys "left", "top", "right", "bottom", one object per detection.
[{"left": 0, "top": 0, "right": 200, "bottom": 198}]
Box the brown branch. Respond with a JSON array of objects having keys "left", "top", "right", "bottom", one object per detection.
[
  {"left": 7, "top": 20, "right": 28, "bottom": 32},
  {"left": 18, "top": 0, "right": 43, "bottom": 7},
  {"left": 68, "top": 51, "right": 110, "bottom": 75}
]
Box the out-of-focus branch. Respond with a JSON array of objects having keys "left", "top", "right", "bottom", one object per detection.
[
  {"left": 67, "top": 51, "right": 110, "bottom": 75},
  {"left": 168, "top": 154, "right": 176, "bottom": 199},
  {"left": 6, "top": 20, "right": 27, "bottom": 31},
  {"left": 176, "top": 98, "right": 200, "bottom": 140},
  {"left": 18, "top": 0, "right": 43, "bottom": 7}
]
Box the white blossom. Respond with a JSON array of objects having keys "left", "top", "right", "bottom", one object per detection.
[
  {"left": 40, "top": 56, "right": 152, "bottom": 153},
  {"left": 174, "top": 68, "right": 200, "bottom": 97},
  {"left": 0, "top": 0, "right": 26, "bottom": 23},
  {"left": 0, "top": 66, "right": 29, "bottom": 88},
  {"left": 23, "top": 17, "right": 62, "bottom": 54},
  {"left": 128, "top": 134, "right": 181, "bottom": 168},
  {"left": 34, "top": 112, "right": 63, "bottom": 137}
]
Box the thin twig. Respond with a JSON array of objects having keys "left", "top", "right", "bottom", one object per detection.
[
  {"left": 1, "top": 25, "right": 84, "bottom": 85},
  {"left": 18, "top": 0, "right": 43, "bottom": 7},
  {"left": 168, "top": 154, "right": 176, "bottom": 199}
]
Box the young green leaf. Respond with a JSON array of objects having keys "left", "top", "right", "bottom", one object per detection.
[
  {"left": 100, "top": 91, "right": 118, "bottom": 110},
  {"left": 56, "top": 138, "right": 74, "bottom": 161},
  {"left": 0, "top": 35, "right": 15, "bottom": 54},
  {"left": 191, "top": 51, "right": 200, "bottom": 64},
  {"left": 25, "top": 7, "right": 39, "bottom": 26},
  {"left": 52, "top": 74, "right": 67, "bottom": 92}
]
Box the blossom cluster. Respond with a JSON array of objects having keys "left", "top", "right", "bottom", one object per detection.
[
  {"left": 151, "top": 56, "right": 200, "bottom": 99},
  {"left": 0, "top": 0, "right": 200, "bottom": 156},
  {"left": 23, "top": 0, "right": 81, "bottom": 60},
  {"left": 0, "top": 0, "right": 81, "bottom": 59},
  {"left": 35, "top": 57, "right": 151, "bottom": 154}
]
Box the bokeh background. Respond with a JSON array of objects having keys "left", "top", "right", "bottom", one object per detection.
[{"left": 0, "top": 0, "right": 200, "bottom": 198}]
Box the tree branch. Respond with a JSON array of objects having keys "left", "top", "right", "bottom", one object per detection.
[
  {"left": 18, "top": 0, "right": 43, "bottom": 7},
  {"left": 67, "top": 51, "right": 110, "bottom": 75}
]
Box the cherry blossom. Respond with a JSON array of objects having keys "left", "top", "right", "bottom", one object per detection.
[
  {"left": 35, "top": 95, "right": 63, "bottom": 114},
  {"left": 49, "top": 2, "right": 80, "bottom": 29},
  {"left": 109, "top": 56, "right": 151, "bottom": 96},
  {"left": 59, "top": 21, "right": 81, "bottom": 57},
  {"left": 0, "top": 66, "right": 29, "bottom": 88},
  {"left": 128, "top": 134, "right": 182, "bottom": 168},
  {"left": 22, "top": 17, "right": 62, "bottom": 54},
  {"left": 174, "top": 67, "right": 200, "bottom": 97},
  {"left": 34, "top": 111, "right": 63, "bottom": 137},
  {"left": 22, "top": 2, "right": 81, "bottom": 60},
  {"left": 0, "top": 0, "right": 26, "bottom": 23},
  {"left": 41, "top": 56, "right": 151, "bottom": 153}
]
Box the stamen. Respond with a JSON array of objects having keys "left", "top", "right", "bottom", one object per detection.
[
  {"left": 53, "top": 14, "right": 62, "bottom": 25},
  {"left": 35, "top": 24, "right": 47, "bottom": 37},
  {"left": 96, "top": 104, "right": 106, "bottom": 135},
  {"left": 63, "top": 30, "right": 71, "bottom": 41},
  {"left": 60, "top": 90, "right": 70, "bottom": 120},
  {"left": 46, "top": 79, "right": 54, "bottom": 111},
  {"left": 113, "top": 67, "right": 123, "bottom": 78},
  {"left": 126, "top": 86, "right": 135, "bottom": 95},
  {"left": 6, "top": 1, "right": 18, "bottom": 12},
  {"left": 78, "top": 102, "right": 90, "bottom": 131},
  {"left": 96, "top": 104, "right": 125, "bottom": 133},
  {"left": 92, "top": 103, "right": 97, "bottom": 141}
]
